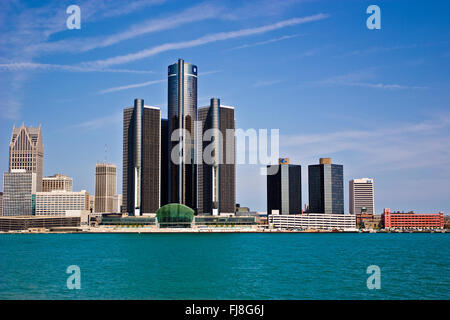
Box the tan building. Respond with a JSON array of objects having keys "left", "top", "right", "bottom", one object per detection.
[
  {"left": 9, "top": 124, "right": 44, "bottom": 192},
  {"left": 95, "top": 163, "right": 117, "bottom": 213},
  {"left": 350, "top": 178, "right": 374, "bottom": 214},
  {"left": 35, "top": 190, "right": 89, "bottom": 216},
  {"left": 42, "top": 174, "right": 73, "bottom": 192}
]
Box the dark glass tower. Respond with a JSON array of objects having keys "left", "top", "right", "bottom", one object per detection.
[
  {"left": 197, "top": 98, "right": 236, "bottom": 215},
  {"left": 168, "top": 59, "right": 197, "bottom": 211},
  {"left": 308, "top": 158, "right": 344, "bottom": 214},
  {"left": 123, "top": 99, "right": 161, "bottom": 215},
  {"left": 267, "top": 158, "right": 302, "bottom": 215}
]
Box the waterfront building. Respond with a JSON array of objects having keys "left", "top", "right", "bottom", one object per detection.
[
  {"left": 2, "top": 169, "right": 37, "bottom": 216},
  {"left": 9, "top": 124, "right": 44, "bottom": 192},
  {"left": 349, "top": 178, "right": 374, "bottom": 214},
  {"left": 0, "top": 215, "right": 82, "bottom": 232},
  {"left": 382, "top": 208, "right": 444, "bottom": 229},
  {"left": 269, "top": 213, "right": 356, "bottom": 231},
  {"left": 42, "top": 174, "right": 72, "bottom": 192},
  {"left": 267, "top": 158, "right": 302, "bottom": 215},
  {"left": 197, "top": 98, "right": 236, "bottom": 215},
  {"left": 123, "top": 99, "right": 161, "bottom": 215},
  {"left": 113, "top": 194, "right": 122, "bottom": 213},
  {"left": 308, "top": 158, "right": 344, "bottom": 214},
  {"left": 35, "top": 190, "right": 89, "bottom": 216},
  {"left": 94, "top": 163, "right": 117, "bottom": 213},
  {"left": 160, "top": 118, "right": 169, "bottom": 207},
  {"left": 0, "top": 192, "right": 3, "bottom": 216},
  {"left": 168, "top": 59, "right": 198, "bottom": 211},
  {"left": 356, "top": 213, "right": 382, "bottom": 229}
]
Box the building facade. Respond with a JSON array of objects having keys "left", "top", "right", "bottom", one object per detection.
[
  {"left": 42, "top": 174, "right": 73, "bottom": 192},
  {"left": 0, "top": 192, "right": 3, "bottom": 216},
  {"left": 269, "top": 213, "right": 356, "bottom": 230},
  {"left": 267, "top": 158, "right": 302, "bottom": 215},
  {"left": 2, "top": 169, "right": 37, "bottom": 216},
  {"left": 94, "top": 163, "right": 117, "bottom": 213},
  {"left": 382, "top": 208, "right": 444, "bottom": 229},
  {"left": 197, "top": 98, "right": 236, "bottom": 215},
  {"left": 9, "top": 124, "right": 44, "bottom": 192},
  {"left": 308, "top": 158, "right": 344, "bottom": 214},
  {"left": 123, "top": 99, "right": 161, "bottom": 215},
  {"left": 35, "top": 190, "right": 89, "bottom": 216},
  {"left": 168, "top": 59, "right": 198, "bottom": 211},
  {"left": 350, "top": 178, "right": 374, "bottom": 214}
]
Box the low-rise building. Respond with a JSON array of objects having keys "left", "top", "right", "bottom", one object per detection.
[
  {"left": 356, "top": 213, "right": 382, "bottom": 229},
  {"left": 382, "top": 208, "right": 444, "bottom": 230},
  {"left": 42, "top": 174, "right": 73, "bottom": 192},
  {"left": 0, "top": 215, "right": 81, "bottom": 232},
  {"left": 35, "top": 190, "right": 89, "bottom": 216},
  {"left": 269, "top": 213, "right": 356, "bottom": 231}
]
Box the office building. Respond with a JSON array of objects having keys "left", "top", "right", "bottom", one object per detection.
[
  {"left": 349, "top": 178, "right": 374, "bottom": 214},
  {"left": 113, "top": 194, "right": 122, "bottom": 213},
  {"left": 382, "top": 208, "right": 444, "bottom": 229},
  {"left": 197, "top": 98, "right": 236, "bottom": 215},
  {"left": 308, "top": 158, "right": 344, "bottom": 214},
  {"left": 168, "top": 59, "right": 197, "bottom": 211},
  {"left": 269, "top": 213, "right": 356, "bottom": 230},
  {"left": 94, "top": 163, "right": 117, "bottom": 213},
  {"left": 2, "top": 169, "right": 37, "bottom": 216},
  {"left": 160, "top": 118, "right": 169, "bottom": 207},
  {"left": 9, "top": 124, "right": 44, "bottom": 192},
  {"left": 123, "top": 99, "right": 161, "bottom": 215},
  {"left": 0, "top": 215, "right": 82, "bottom": 232},
  {"left": 0, "top": 192, "right": 3, "bottom": 216},
  {"left": 35, "top": 190, "right": 89, "bottom": 216},
  {"left": 267, "top": 158, "right": 302, "bottom": 215},
  {"left": 42, "top": 174, "right": 73, "bottom": 192}
]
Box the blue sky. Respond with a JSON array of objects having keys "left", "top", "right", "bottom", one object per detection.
[{"left": 1, "top": 0, "right": 449, "bottom": 213}]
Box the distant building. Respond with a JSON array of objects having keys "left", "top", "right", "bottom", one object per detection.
[
  {"left": 0, "top": 192, "right": 3, "bottom": 216},
  {"left": 43, "top": 174, "right": 73, "bottom": 192},
  {"left": 308, "top": 158, "right": 344, "bottom": 214},
  {"left": 113, "top": 194, "right": 122, "bottom": 213},
  {"left": 95, "top": 163, "right": 117, "bottom": 213},
  {"left": 356, "top": 213, "right": 382, "bottom": 229},
  {"left": 123, "top": 99, "right": 161, "bottom": 215},
  {"left": 89, "top": 195, "right": 95, "bottom": 213},
  {"left": 350, "top": 178, "right": 374, "bottom": 214},
  {"left": 269, "top": 213, "right": 356, "bottom": 230},
  {"left": 9, "top": 124, "right": 44, "bottom": 192},
  {"left": 267, "top": 158, "right": 302, "bottom": 215},
  {"left": 197, "top": 98, "right": 236, "bottom": 215},
  {"left": 35, "top": 190, "right": 89, "bottom": 216},
  {"left": 382, "top": 208, "right": 444, "bottom": 230},
  {"left": 0, "top": 215, "right": 82, "bottom": 232},
  {"left": 168, "top": 59, "right": 198, "bottom": 210},
  {"left": 2, "top": 169, "right": 37, "bottom": 216}
]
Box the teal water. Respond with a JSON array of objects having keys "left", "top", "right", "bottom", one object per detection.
[{"left": 0, "top": 233, "right": 448, "bottom": 300}]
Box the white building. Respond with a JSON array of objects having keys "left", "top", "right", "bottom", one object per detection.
[
  {"left": 269, "top": 213, "right": 357, "bottom": 231},
  {"left": 349, "top": 178, "right": 374, "bottom": 214},
  {"left": 35, "top": 190, "right": 89, "bottom": 216}
]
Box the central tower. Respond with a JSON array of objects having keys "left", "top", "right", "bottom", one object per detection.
[{"left": 168, "top": 59, "right": 198, "bottom": 211}]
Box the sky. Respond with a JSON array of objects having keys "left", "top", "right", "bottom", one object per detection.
[{"left": 0, "top": 0, "right": 449, "bottom": 213}]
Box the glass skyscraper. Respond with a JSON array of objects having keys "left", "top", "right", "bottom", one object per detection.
[
  {"left": 168, "top": 59, "right": 198, "bottom": 211},
  {"left": 308, "top": 158, "right": 344, "bottom": 214}
]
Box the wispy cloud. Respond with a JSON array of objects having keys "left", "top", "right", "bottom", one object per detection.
[
  {"left": 85, "top": 14, "right": 330, "bottom": 67},
  {"left": 253, "top": 80, "right": 282, "bottom": 88},
  {"left": 70, "top": 112, "right": 123, "bottom": 130},
  {"left": 99, "top": 79, "right": 166, "bottom": 94},
  {"left": 227, "top": 34, "right": 301, "bottom": 51},
  {"left": 0, "top": 62, "right": 155, "bottom": 74}
]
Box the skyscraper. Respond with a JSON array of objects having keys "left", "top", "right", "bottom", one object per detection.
[
  {"left": 2, "top": 169, "right": 37, "bottom": 216},
  {"left": 123, "top": 99, "right": 161, "bottom": 215},
  {"left": 267, "top": 158, "right": 302, "bottom": 215},
  {"left": 94, "top": 163, "right": 117, "bottom": 213},
  {"left": 9, "top": 124, "right": 44, "bottom": 192},
  {"left": 168, "top": 59, "right": 197, "bottom": 211},
  {"left": 197, "top": 98, "right": 236, "bottom": 215},
  {"left": 349, "top": 178, "right": 374, "bottom": 214},
  {"left": 308, "top": 158, "right": 344, "bottom": 214}
]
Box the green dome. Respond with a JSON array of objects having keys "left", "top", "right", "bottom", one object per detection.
[{"left": 156, "top": 203, "right": 194, "bottom": 228}]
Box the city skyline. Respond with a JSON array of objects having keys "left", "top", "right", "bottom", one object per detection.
[{"left": 0, "top": 0, "right": 449, "bottom": 214}]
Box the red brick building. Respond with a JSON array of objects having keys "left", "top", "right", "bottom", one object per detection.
[{"left": 382, "top": 208, "right": 444, "bottom": 230}]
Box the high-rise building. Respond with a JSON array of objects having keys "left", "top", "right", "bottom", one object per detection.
[
  {"left": 113, "top": 194, "right": 122, "bottom": 213},
  {"left": 9, "top": 124, "right": 44, "bottom": 192},
  {"left": 2, "top": 169, "right": 37, "bottom": 216},
  {"left": 308, "top": 158, "right": 344, "bottom": 214},
  {"left": 197, "top": 98, "right": 236, "bottom": 215},
  {"left": 160, "top": 118, "right": 169, "bottom": 207},
  {"left": 35, "top": 190, "right": 89, "bottom": 216},
  {"left": 42, "top": 174, "right": 73, "bottom": 192},
  {"left": 0, "top": 192, "right": 3, "bottom": 216},
  {"left": 267, "top": 158, "right": 302, "bottom": 215},
  {"left": 349, "top": 178, "right": 374, "bottom": 214},
  {"left": 94, "top": 163, "right": 117, "bottom": 213},
  {"left": 123, "top": 99, "right": 161, "bottom": 215},
  {"left": 168, "top": 59, "right": 197, "bottom": 211}
]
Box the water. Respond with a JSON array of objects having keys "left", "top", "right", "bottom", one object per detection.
[{"left": 0, "top": 233, "right": 448, "bottom": 300}]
